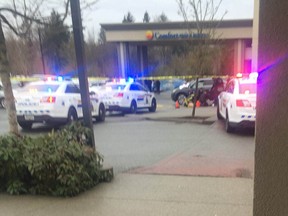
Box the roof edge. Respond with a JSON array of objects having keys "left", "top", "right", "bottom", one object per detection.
[{"left": 101, "top": 19, "right": 253, "bottom": 31}]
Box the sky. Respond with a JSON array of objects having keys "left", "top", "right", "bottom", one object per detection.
[
  {"left": 82, "top": 0, "right": 254, "bottom": 36},
  {"left": 0, "top": 0, "right": 254, "bottom": 39}
]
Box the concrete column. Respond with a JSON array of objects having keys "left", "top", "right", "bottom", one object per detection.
[
  {"left": 142, "top": 46, "right": 148, "bottom": 76},
  {"left": 137, "top": 46, "right": 144, "bottom": 78},
  {"left": 116, "top": 42, "right": 131, "bottom": 78},
  {"left": 137, "top": 45, "right": 148, "bottom": 78},
  {"left": 233, "top": 39, "right": 245, "bottom": 74},
  {"left": 253, "top": 0, "right": 288, "bottom": 215},
  {"left": 125, "top": 43, "right": 131, "bottom": 77},
  {"left": 117, "top": 42, "right": 126, "bottom": 78},
  {"left": 252, "top": 0, "right": 259, "bottom": 72}
]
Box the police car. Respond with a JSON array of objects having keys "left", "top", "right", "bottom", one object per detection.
[
  {"left": 100, "top": 79, "right": 157, "bottom": 113},
  {"left": 217, "top": 72, "right": 257, "bottom": 133},
  {"left": 14, "top": 78, "right": 106, "bottom": 130}
]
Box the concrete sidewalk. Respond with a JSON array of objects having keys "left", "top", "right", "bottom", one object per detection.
[{"left": 0, "top": 174, "right": 253, "bottom": 216}]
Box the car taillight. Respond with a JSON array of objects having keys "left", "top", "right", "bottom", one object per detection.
[
  {"left": 41, "top": 96, "right": 56, "bottom": 103},
  {"left": 114, "top": 92, "right": 124, "bottom": 97},
  {"left": 236, "top": 99, "right": 251, "bottom": 107}
]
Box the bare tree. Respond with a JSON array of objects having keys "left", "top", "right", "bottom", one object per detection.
[
  {"left": 0, "top": 0, "right": 46, "bottom": 134},
  {"left": 176, "top": 0, "right": 227, "bottom": 117},
  {"left": 0, "top": 0, "right": 98, "bottom": 134}
]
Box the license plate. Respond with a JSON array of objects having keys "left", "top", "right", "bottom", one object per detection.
[
  {"left": 24, "top": 115, "right": 34, "bottom": 120},
  {"left": 18, "top": 102, "right": 39, "bottom": 106}
]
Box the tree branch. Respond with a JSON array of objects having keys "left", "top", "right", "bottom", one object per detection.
[
  {"left": 61, "top": 0, "right": 70, "bottom": 22},
  {"left": 0, "top": 7, "right": 46, "bottom": 25},
  {"left": 0, "top": 14, "right": 20, "bottom": 36},
  {"left": 60, "top": 0, "right": 99, "bottom": 22}
]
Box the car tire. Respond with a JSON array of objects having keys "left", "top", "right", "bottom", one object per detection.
[
  {"left": 177, "top": 94, "right": 187, "bottom": 106},
  {"left": 67, "top": 107, "right": 78, "bottom": 124},
  {"left": 217, "top": 102, "right": 223, "bottom": 120},
  {"left": 18, "top": 121, "right": 32, "bottom": 130},
  {"left": 96, "top": 103, "right": 106, "bottom": 122},
  {"left": 130, "top": 100, "right": 137, "bottom": 113},
  {"left": 225, "top": 110, "right": 234, "bottom": 133},
  {"left": 149, "top": 98, "right": 157, "bottom": 112},
  {"left": 0, "top": 98, "right": 5, "bottom": 109}
]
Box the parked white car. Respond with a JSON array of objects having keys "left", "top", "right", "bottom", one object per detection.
[
  {"left": 100, "top": 80, "right": 157, "bottom": 113},
  {"left": 89, "top": 80, "right": 107, "bottom": 101},
  {"left": 14, "top": 79, "right": 106, "bottom": 130},
  {"left": 217, "top": 73, "right": 257, "bottom": 133}
]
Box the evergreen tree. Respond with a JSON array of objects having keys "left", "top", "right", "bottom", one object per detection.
[
  {"left": 154, "top": 12, "right": 169, "bottom": 22},
  {"left": 143, "top": 11, "right": 150, "bottom": 23},
  {"left": 122, "top": 11, "right": 135, "bottom": 23},
  {"left": 42, "top": 10, "right": 70, "bottom": 74}
]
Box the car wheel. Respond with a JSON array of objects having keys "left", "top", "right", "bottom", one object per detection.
[
  {"left": 177, "top": 94, "right": 187, "bottom": 106},
  {"left": 67, "top": 107, "right": 78, "bottom": 124},
  {"left": 225, "top": 110, "right": 234, "bottom": 133},
  {"left": 18, "top": 121, "right": 32, "bottom": 130},
  {"left": 130, "top": 100, "right": 137, "bottom": 113},
  {"left": 0, "top": 98, "right": 5, "bottom": 109},
  {"left": 96, "top": 103, "right": 106, "bottom": 122},
  {"left": 149, "top": 98, "right": 157, "bottom": 112},
  {"left": 217, "top": 102, "right": 223, "bottom": 120}
]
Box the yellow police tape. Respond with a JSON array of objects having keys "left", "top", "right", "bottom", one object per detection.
[
  {"left": 10, "top": 76, "right": 109, "bottom": 82},
  {"left": 136, "top": 75, "right": 230, "bottom": 80},
  {"left": 10, "top": 75, "right": 230, "bottom": 82},
  {"left": 10, "top": 77, "right": 40, "bottom": 82}
]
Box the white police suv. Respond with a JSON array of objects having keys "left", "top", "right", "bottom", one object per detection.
[
  {"left": 217, "top": 72, "right": 257, "bottom": 133},
  {"left": 100, "top": 79, "right": 157, "bottom": 113},
  {"left": 14, "top": 78, "right": 106, "bottom": 130}
]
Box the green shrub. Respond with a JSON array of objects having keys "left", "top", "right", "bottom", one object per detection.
[{"left": 0, "top": 122, "right": 103, "bottom": 197}]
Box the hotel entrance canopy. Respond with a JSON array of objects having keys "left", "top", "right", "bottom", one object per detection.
[{"left": 101, "top": 19, "right": 253, "bottom": 77}]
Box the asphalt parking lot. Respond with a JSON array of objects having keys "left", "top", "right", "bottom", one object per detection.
[{"left": 0, "top": 91, "right": 255, "bottom": 178}]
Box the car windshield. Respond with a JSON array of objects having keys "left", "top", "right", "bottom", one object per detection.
[
  {"left": 239, "top": 83, "right": 256, "bottom": 94},
  {"left": 22, "top": 84, "right": 60, "bottom": 93}
]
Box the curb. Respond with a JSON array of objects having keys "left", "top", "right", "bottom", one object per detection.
[{"left": 145, "top": 116, "right": 217, "bottom": 125}]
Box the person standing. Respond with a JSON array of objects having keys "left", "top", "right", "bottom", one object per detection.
[
  {"left": 155, "top": 80, "right": 160, "bottom": 93},
  {"left": 144, "top": 79, "right": 152, "bottom": 92},
  {"left": 210, "top": 78, "right": 224, "bottom": 105}
]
